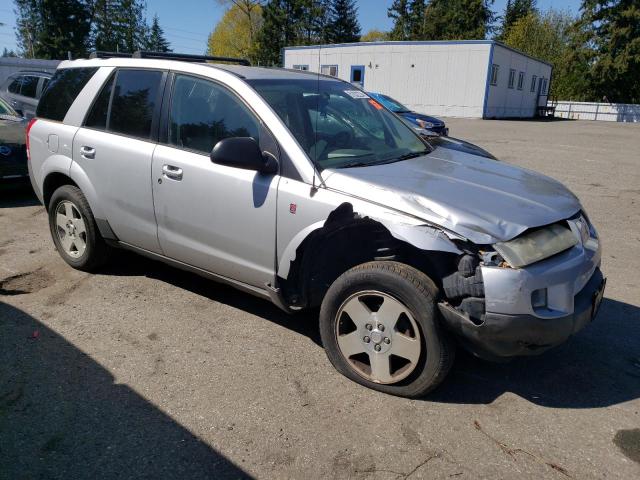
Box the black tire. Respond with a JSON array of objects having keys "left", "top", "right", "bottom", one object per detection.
[
  {"left": 48, "top": 185, "right": 109, "bottom": 272},
  {"left": 319, "top": 261, "right": 455, "bottom": 398}
]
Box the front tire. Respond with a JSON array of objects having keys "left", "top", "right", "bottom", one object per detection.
[
  {"left": 319, "top": 261, "right": 455, "bottom": 398},
  {"left": 48, "top": 185, "right": 108, "bottom": 272}
]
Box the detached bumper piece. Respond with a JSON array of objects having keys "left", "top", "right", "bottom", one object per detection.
[{"left": 438, "top": 268, "right": 606, "bottom": 361}]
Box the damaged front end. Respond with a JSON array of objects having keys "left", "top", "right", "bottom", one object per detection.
[{"left": 437, "top": 214, "right": 605, "bottom": 360}]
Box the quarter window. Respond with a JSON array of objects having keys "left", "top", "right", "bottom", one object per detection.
[
  {"left": 109, "top": 69, "right": 163, "bottom": 139},
  {"left": 321, "top": 65, "right": 338, "bottom": 77},
  {"left": 8, "top": 78, "right": 21, "bottom": 94},
  {"left": 508, "top": 69, "right": 516, "bottom": 89},
  {"left": 490, "top": 64, "right": 499, "bottom": 86},
  {"left": 517, "top": 71, "right": 524, "bottom": 90},
  {"left": 37, "top": 67, "right": 98, "bottom": 121},
  {"left": 169, "top": 74, "right": 260, "bottom": 155},
  {"left": 531, "top": 75, "right": 537, "bottom": 92}
]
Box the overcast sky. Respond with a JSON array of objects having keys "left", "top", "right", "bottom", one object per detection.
[{"left": 0, "top": 0, "right": 582, "bottom": 55}]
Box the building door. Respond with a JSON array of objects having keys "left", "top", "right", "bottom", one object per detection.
[{"left": 350, "top": 65, "right": 365, "bottom": 88}]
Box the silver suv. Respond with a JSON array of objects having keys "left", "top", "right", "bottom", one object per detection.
[{"left": 28, "top": 52, "right": 605, "bottom": 397}]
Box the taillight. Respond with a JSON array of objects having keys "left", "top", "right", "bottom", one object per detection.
[{"left": 25, "top": 118, "right": 37, "bottom": 160}]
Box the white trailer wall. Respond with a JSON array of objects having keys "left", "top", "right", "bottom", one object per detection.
[
  {"left": 484, "top": 44, "right": 552, "bottom": 118},
  {"left": 284, "top": 42, "right": 491, "bottom": 118}
]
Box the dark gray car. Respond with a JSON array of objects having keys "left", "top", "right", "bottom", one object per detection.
[{"left": 0, "top": 97, "right": 27, "bottom": 179}]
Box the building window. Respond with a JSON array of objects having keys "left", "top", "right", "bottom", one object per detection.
[
  {"left": 517, "top": 71, "right": 524, "bottom": 90},
  {"left": 490, "top": 64, "right": 499, "bottom": 86},
  {"left": 293, "top": 65, "right": 309, "bottom": 71},
  {"left": 531, "top": 75, "right": 537, "bottom": 92},
  {"left": 508, "top": 69, "right": 516, "bottom": 89},
  {"left": 542, "top": 78, "right": 548, "bottom": 95},
  {"left": 321, "top": 65, "right": 338, "bottom": 77}
]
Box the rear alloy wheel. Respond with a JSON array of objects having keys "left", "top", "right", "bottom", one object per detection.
[
  {"left": 48, "top": 185, "right": 108, "bottom": 271},
  {"left": 320, "top": 261, "right": 455, "bottom": 398},
  {"left": 54, "top": 200, "right": 88, "bottom": 259}
]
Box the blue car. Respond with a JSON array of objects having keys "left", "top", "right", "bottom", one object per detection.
[{"left": 368, "top": 92, "right": 449, "bottom": 136}]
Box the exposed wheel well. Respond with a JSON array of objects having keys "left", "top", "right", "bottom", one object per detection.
[
  {"left": 43, "top": 173, "right": 78, "bottom": 210},
  {"left": 280, "top": 205, "right": 458, "bottom": 309}
]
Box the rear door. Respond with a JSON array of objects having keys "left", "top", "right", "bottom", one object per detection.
[
  {"left": 72, "top": 68, "right": 165, "bottom": 252},
  {"left": 151, "top": 73, "right": 279, "bottom": 287}
]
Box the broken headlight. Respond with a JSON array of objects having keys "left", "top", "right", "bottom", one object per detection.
[{"left": 493, "top": 223, "right": 578, "bottom": 268}]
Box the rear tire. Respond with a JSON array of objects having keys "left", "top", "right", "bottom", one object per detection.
[
  {"left": 319, "top": 261, "right": 455, "bottom": 398},
  {"left": 48, "top": 185, "right": 109, "bottom": 272}
]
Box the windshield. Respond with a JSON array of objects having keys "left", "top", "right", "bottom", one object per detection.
[
  {"left": 248, "top": 78, "right": 429, "bottom": 170},
  {"left": 372, "top": 93, "right": 410, "bottom": 113}
]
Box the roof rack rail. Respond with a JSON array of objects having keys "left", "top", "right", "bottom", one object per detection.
[
  {"left": 89, "top": 51, "right": 134, "bottom": 59},
  {"left": 132, "top": 50, "right": 251, "bottom": 66}
]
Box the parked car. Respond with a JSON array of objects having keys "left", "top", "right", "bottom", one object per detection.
[
  {"left": 399, "top": 116, "right": 496, "bottom": 159},
  {"left": 368, "top": 91, "right": 449, "bottom": 136},
  {"left": 28, "top": 54, "right": 605, "bottom": 398},
  {"left": 0, "top": 70, "right": 52, "bottom": 119},
  {"left": 0, "top": 97, "right": 28, "bottom": 180}
]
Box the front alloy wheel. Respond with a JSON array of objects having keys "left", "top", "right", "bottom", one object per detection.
[
  {"left": 320, "top": 261, "right": 455, "bottom": 398},
  {"left": 336, "top": 291, "right": 422, "bottom": 384}
]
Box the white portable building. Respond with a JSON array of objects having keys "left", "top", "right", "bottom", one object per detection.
[{"left": 283, "top": 40, "right": 552, "bottom": 119}]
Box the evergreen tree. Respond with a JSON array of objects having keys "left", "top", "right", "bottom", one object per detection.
[
  {"left": 576, "top": 0, "right": 640, "bottom": 103},
  {"left": 326, "top": 0, "right": 361, "bottom": 43},
  {"left": 408, "top": 0, "right": 426, "bottom": 40},
  {"left": 422, "top": 0, "right": 495, "bottom": 40},
  {"left": 387, "top": 0, "right": 411, "bottom": 40},
  {"left": 255, "top": 0, "right": 302, "bottom": 65},
  {"left": 147, "top": 14, "right": 171, "bottom": 52},
  {"left": 14, "top": 0, "right": 92, "bottom": 59},
  {"left": 92, "top": 0, "right": 149, "bottom": 53},
  {"left": 496, "top": 0, "right": 537, "bottom": 40},
  {"left": 2, "top": 48, "right": 18, "bottom": 57}
]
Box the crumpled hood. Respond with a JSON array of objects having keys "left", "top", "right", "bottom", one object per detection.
[{"left": 322, "top": 147, "right": 581, "bottom": 244}]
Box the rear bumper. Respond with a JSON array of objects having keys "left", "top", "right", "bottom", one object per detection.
[{"left": 439, "top": 267, "right": 606, "bottom": 360}]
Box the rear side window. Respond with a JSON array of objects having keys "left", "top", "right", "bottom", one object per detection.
[
  {"left": 169, "top": 74, "right": 260, "bottom": 154},
  {"left": 37, "top": 67, "right": 98, "bottom": 121},
  {"left": 20, "top": 76, "right": 39, "bottom": 98},
  {"left": 109, "top": 69, "right": 163, "bottom": 139}
]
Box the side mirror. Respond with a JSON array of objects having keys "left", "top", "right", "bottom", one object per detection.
[{"left": 210, "top": 137, "right": 277, "bottom": 174}]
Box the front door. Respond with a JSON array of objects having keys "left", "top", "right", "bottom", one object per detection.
[{"left": 151, "top": 73, "right": 279, "bottom": 288}]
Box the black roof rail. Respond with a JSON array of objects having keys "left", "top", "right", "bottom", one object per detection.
[
  {"left": 89, "top": 51, "right": 134, "bottom": 59},
  {"left": 132, "top": 50, "right": 251, "bottom": 66}
]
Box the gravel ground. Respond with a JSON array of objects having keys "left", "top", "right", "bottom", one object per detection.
[{"left": 1, "top": 118, "right": 639, "bottom": 479}]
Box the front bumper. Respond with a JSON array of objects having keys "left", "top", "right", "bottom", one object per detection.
[{"left": 439, "top": 267, "right": 606, "bottom": 359}]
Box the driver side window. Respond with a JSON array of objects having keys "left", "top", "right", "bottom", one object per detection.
[{"left": 169, "top": 74, "right": 260, "bottom": 155}]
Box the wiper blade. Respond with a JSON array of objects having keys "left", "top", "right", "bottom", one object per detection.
[{"left": 393, "top": 150, "right": 430, "bottom": 161}]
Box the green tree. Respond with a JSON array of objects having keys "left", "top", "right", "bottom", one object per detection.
[
  {"left": 326, "top": 0, "right": 361, "bottom": 43},
  {"left": 408, "top": 0, "right": 426, "bottom": 40},
  {"left": 2, "top": 47, "right": 18, "bottom": 57},
  {"left": 503, "top": 10, "right": 583, "bottom": 100},
  {"left": 215, "top": 1, "right": 265, "bottom": 52},
  {"left": 146, "top": 14, "right": 172, "bottom": 52},
  {"left": 422, "top": 0, "right": 495, "bottom": 40},
  {"left": 255, "top": 0, "right": 302, "bottom": 65},
  {"left": 14, "top": 0, "right": 92, "bottom": 59},
  {"left": 496, "top": 0, "right": 537, "bottom": 40},
  {"left": 387, "top": 0, "right": 411, "bottom": 40},
  {"left": 361, "top": 29, "right": 389, "bottom": 42},
  {"left": 207, "top": 3, "right": 263, "bottom": 61},
  {"left": 92, "top": 0, "right": 149, "bottom": 53},
  {"left": 577, "top": 0, "right": 640, "bottom": 103}
]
